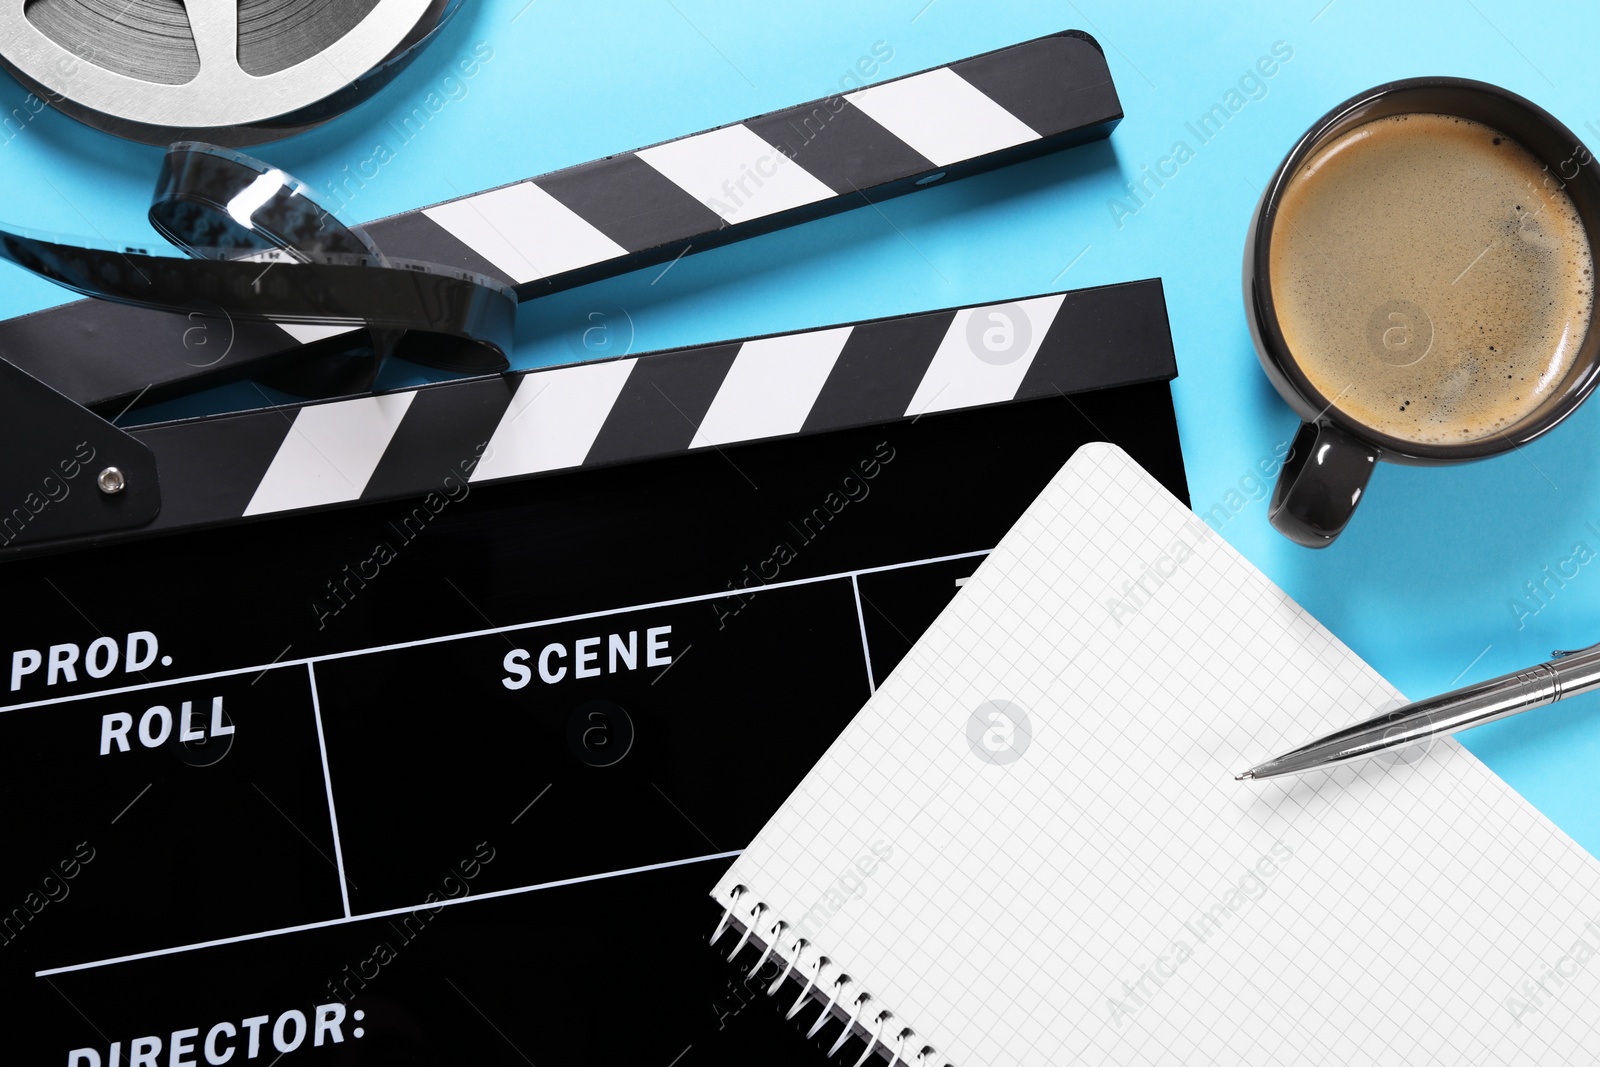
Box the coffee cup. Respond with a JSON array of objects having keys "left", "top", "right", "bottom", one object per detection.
[{"left": 1244, "top": 77, "right": 1600, "bottom": 547}]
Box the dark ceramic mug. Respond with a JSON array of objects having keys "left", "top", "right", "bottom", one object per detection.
[{"left": 1244, "top": 77, "right": 1600, "bottom": 547}]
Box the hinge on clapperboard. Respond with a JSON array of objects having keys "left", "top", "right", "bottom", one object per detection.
[{"left": 0, "top": 31, "right": 1126, "bottom": 558}]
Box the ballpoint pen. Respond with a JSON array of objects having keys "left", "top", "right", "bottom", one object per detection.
[{"left": 1236, "top": 640, "right": 1600, "bottom": 781}]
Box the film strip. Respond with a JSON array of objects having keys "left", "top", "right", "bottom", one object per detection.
[
  {"left": 0, "top": 30, "right": 1123, "bottom": 412},
  {"left": 0, "top": 141, "right": 516, "bottom": 391}
]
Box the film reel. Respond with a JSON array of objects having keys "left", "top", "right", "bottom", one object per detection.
[{"left": 0, "top": 0, "right": 459, "bottom": 145}]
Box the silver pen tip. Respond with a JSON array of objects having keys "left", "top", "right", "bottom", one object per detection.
[{"left": 1234, "top": 770, "right": 1255, "bottom": 781}]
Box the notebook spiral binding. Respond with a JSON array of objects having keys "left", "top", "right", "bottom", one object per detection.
[{"left": 711, "top": 884, "right": 954, "bottom": 1067}]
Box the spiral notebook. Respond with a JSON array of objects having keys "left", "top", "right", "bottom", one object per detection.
[{"left": 710, "top": 442, "right": 1600, "bottom": 1066}]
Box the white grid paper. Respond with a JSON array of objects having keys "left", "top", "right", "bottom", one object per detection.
[{"left": 712, "top": 443, "right": 1600, "bottom": 1066}]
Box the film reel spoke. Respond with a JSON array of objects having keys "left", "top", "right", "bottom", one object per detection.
[{"left": 183, "top": 0, "right": 242, "bottom": 74}]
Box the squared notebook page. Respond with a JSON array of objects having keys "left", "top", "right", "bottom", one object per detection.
[{"left": 712, "top": 442, "right": 1600, "bottom": 1066}]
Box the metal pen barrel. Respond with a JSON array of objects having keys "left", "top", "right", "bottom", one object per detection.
[{"left": 1241, "top": 643, "right": 1600, "bottom": 780}]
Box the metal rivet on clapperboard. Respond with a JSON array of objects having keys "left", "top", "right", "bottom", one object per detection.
[{"left": 97, "top": 467, "right": 125, "bottom": 495}]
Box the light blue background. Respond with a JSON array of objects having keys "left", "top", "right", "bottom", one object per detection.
[{"left": 4, "top": 2, "right": 1599, "bottom": 847}]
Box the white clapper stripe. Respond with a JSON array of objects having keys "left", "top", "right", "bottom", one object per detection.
[
  {"left": 423, "top": 181, "right": 629, "bottom": 284},
  {"left": 471, "top": 359, "right": 638, "bottom": 481},
  {"left": 692, "top": 327, "right": 853, "bottom": 448},
  {"left": 904, "top": 294, "right": 1066, "bottom": 417},
  {"left": 636, "top": 124, "right": 836, "bottom": 226},
  {"left": 276, "top": 322, "right": 362, "bottom": 346},
  {"left": 845, "top": 67, "right": 1039, "bottom": 167},
  {"left": 237, "top": 250, "right": 297, "bottom": 263},
  {"left": 243, "top": 392, "right": 418, "bottom": 516}
]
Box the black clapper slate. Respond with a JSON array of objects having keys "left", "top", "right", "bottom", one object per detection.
[{"left": 0, "top": 346, "right": 1185, "bottom": 1059}]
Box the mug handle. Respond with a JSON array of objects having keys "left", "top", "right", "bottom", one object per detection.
[{"left": 1268, "top": 421, "right": 1378, "bottom": 548}]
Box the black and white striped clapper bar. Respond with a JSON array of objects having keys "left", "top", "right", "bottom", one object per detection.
[
  {"left": 0, "top": 30, "right": 1123, "bottom": 413},
  {"left": 386, "top": 30, "right": 1120, "bottom": 296},
  {"left": 4, "top": 279, "right": 1175, "bottom": 556}
]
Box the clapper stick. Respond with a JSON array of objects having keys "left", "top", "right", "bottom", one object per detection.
[
  {"left": 0, "top": 280, "right": 1174, "bottom": 557},
  {"left": 0, "top": 31, "right": 1122, "bottom": 413}
]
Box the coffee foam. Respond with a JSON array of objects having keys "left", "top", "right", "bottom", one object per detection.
[{"left": 1269, "top": 113, "right": 1593, "bottom": 445}]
